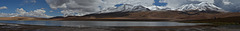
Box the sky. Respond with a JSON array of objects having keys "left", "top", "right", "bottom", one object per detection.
[
  {"left": 0, "top": 0, "right": 166, "bottom": 16},
  {"left": 0, "top": 0, "right": 63, "bottom": 16}
]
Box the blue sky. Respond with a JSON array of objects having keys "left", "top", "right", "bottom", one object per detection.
[
  {"left": 0, "top": 0, "right": 63, "bottom": 16},
  {"left": 0, "top": 0, "right": 167, "bottom": 16},
  {"left": 153, "top": 0, "right": 167, "bottom": 6}
]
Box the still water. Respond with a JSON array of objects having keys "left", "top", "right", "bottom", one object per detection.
[{"left": 0, "top": 21, "right": 206, "bottom": 27}]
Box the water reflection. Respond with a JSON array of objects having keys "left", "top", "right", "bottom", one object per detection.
[{"left": 0, "top": 21, "right": 206, "bottom": 27}]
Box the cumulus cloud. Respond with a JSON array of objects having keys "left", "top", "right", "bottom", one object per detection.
[
  {"left": 46, "top": 0, "right": 103, "bottom": 16},
  {"left": 45, "top": 0, "right": 154, "bottom": 16},
  {"left": 0, "top": 8, "right": 52, "bottom": 18},
  {"left": 214, "top": 0, "right": 240, "bottom": 12},
  {"left": 0, "top": 6, "right": 7, "bottom": 10},
  {"left": 164, "top": 0, "right": 214, "bottom": 9}
]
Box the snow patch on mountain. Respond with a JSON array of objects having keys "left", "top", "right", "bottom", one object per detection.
[
  {"left": 176, "top": 2, "right": 225, "bottom": 11},
  {"left": 100, "top": 2, "right": 226, "bottom": 12},
  {"left": 145, "top": 6, "right": 171, "bottom": 10},
  {"left": 100, "top": 4, "right": 149, "bottom": 13}
]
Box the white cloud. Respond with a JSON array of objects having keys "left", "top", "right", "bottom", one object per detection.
[
  {"left": 214, "top": 0, "right": 240, "bottom": 12},
  {"left": 0, "top": 6, "right": 7, "bottom": 10},
  {"left": 46, "top": 0, "right": 103, "bottom": 16},
  {"left": 25, "top": 0, "right": 37, "bottom": 3},
  {"left": 0, "top": 8, "right": 52, "bottom": 18},
  {"left": 164, "top": 0, "right": 214, "bottom": 9},
  {"left": 41, "top": 8, "right": 45, "bottom": 9},
  {"left": 46, "top": 0, "right": 154, "bottom": 16},
  {"left": 49, "top": 11, "right": 54, "bottom": 12},
  {"left": 222, "top": 0, "right": 232, "bottom": 5}
]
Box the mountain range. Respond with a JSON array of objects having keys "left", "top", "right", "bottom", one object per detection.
[
  {"left": 1, "top": 10, "right": 240, "bottom": 21},
  {"left": 1, "top": 3, "right": 240, "bottom": 21}
]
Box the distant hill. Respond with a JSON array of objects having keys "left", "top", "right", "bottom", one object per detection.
[
  {"left": 0, "top": 10, "right": 240, "bottom": 21},
  {"left": 0, "top": 17, "right": 47, "bottom": 21},
  {"left": 47, "top": 10, "right": 240, "bottom": 21}
]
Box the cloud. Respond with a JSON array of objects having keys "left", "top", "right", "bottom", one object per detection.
[
  {"left": 0, "top": 8, "right": 52, "bottom": 18},
  {"left": 25, "top": 0, "right": 37, "bottom": 3},
  {"left": 41, "top": 8, "right": 45, "bottom": 9},
  {"left": 46, "top": 0, "right": 103, "bottom": 16},
  {"left": 45, "top": 0, "right": 154, "bottom": 16},
  {"left": 49, "top": 11, "right": 54, "bottom": 12},
  {"left": 164, "top": 0, "right": 214, "bottom": 9},
  {"left": 0, "top": 6, "right": 7, "bottom": 10},
  {"left": 214, "top": 0, "right": 240, "bottom": 12}
]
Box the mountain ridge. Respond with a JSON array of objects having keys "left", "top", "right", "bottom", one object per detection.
[
  {"left": 1, "top": 10, "right": 240, "bottom": 21},
  {"left": 47, "top": 10, "right": 240, "bottom": 21}
]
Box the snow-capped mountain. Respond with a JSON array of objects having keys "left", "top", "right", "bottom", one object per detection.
[
  {"left": 176, "top": 2, "right": 224, "bottom": 11},
  {"left": 100, "top": 4, "right": 150, "bottom": 13},
  {"left": 146, "top": 6, "right": 171, "bottom": 11},
  {"left": 100, "top": 2, "right": 226, "bottom": 14},
  {"left": 1, "top": 3, "right": 227, "bottom": 18},
  {"left": 44, "top": 0, "right": 240, "bottom": 17}
]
